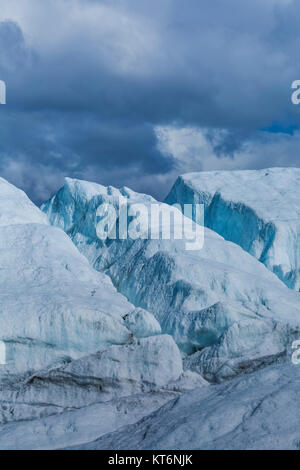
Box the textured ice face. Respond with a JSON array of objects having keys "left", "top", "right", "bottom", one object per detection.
[
  {"left": 0, "top": 223, "right": 134, "bottom": 373},
  {"left": 166, "top": 167, "right": 300, "bottom": 290},
  {"left": 42, "top": 177, "right": 300, "bottom": 381},
  {"left": 0, "top": 343, "right": 205, "bottom": 450},
  {"left": 0, "top": 332, "right": 196, "bottom": 449},
  {"left": 123, "top": 308, "right": 162, "bottom": 338},
  {"left": 0, "top": 176, "right": 191, "bottom": 449},
  {"left": 0, "top": 177, "right": 184, "bottom": 379},
  {"left": 74, "top": 362, "right": 300, "bottom": 451},
  {"left": 1, "top": 174, "right": 300, "bottom": 449},
  {"left": 0, "top": 177, "right": 48, "bottom": 227},
  {"left": 0, "top": 335, "right": 183, "bottom": 411}
]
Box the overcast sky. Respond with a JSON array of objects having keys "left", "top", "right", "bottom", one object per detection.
[{"left": 0, "top": 0, "right": 300, "bottom": 203}]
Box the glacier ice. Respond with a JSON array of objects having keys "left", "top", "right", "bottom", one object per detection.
[
  {"left": 0, "top": 393, "right": 178, "bottom": 450},
  {"left": 0, "top": 177, "right": 49, "bottom": 227},
  {"left": 166, "top": 167, "right": 300, "bottom": 290},
  {"left": 0, "top": 335, "right": 184, "bottom": 414},
  {"left": 123, "top": 308, "right": 162, "bottom": 338},
  {"left": 0, "top": 176, "right": 197, "bottom": 448},
  {"left": 76, "top": 362, "right": 300, "bottom": 450},
  {"left": 0, "top": 223, "right": 134, "bottom": 372},
  {"left": 0, "top": 363, "right": 206, "bottom": 450},
  {"left": 42, "top": 177, "right": 300, "bottom": 381},
  {"left": 0, "top": 173, "right": 299, "bottom": 449},
  {"left": 0, "top": 177, "right": 183, "bottom": 381},
  {"left": 0, "top": 328, "right": 204, "bottom": 449},
  {"left": 1, "top": 359, "right": 299, "bottom": 449}
]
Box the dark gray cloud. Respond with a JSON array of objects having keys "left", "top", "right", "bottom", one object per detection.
[{"left": 0, "top": 0, "right": 300, "bottom": 203}]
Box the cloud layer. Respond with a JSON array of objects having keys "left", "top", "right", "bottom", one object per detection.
[{"left": 0, "top": 0, "right": 300, "bottom": 202}]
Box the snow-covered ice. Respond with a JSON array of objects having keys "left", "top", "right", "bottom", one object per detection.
[
  {"left": 0, "top": 177, "right": 48, "bottom": 227},
  {"left": 42, "top": 177, "right": 300, "bottom": 382},
  {"left": 0, "top": 172, "right": 298, "bottom": 449},
  {"left": 75, "top": 362, "right": 300, "bottom": 450},
  {"left": 166, "top": 167, "right": 300, "bottom": 290},
  {"left": 0, "top": 177, "right": 183, "bottom": 380},
  {"left": 123, "top": 308, "right": 162, "bottom": 338},
  {"left": 0, "top": 176, "right": 195, "bottom": 448}
]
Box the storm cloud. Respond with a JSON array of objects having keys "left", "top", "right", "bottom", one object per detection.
[{"left": 0, "top": 0, "right": 300, "bottom": 202}]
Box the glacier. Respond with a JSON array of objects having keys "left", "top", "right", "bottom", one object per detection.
[
  {"left": 0, "top": 172, "right": 299, "bottom": 449},
  {"left": 0, "top": 177, "right": 49, "bottom": 227},
  {"left": 0, "top": 176, "right": 183, "bottom": 375},
  {"left": 166, "top": 167, "right": 300, "bottom": 290},
  {"left": 42, "top": 177, "right": 300, "bottom": 382},
  {"left": 0, "top": 176, "right": 196, "bottom": 449},
  {"left": 74, "top": 361, "right": 300, "bottom": 450}
]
